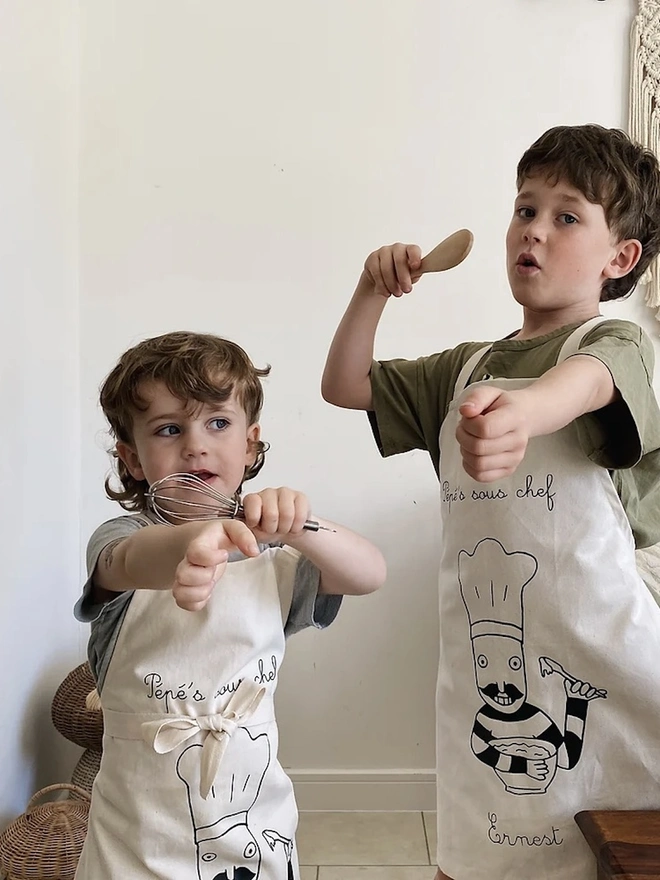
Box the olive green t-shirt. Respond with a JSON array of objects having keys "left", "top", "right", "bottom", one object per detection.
[{"left": 369, "top": 319, "right": 660, "bottom": 548}]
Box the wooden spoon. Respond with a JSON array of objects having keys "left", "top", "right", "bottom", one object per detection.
[{"left": 419, "top": 228, "right": 474, "bottom": 275}]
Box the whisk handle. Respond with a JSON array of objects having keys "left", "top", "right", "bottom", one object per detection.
[
  {"left": 246, "top": 515, "right": 326, "bottom": 532},
  {"left": 304, "top": 520, "right": 336, "bottom": 533}
]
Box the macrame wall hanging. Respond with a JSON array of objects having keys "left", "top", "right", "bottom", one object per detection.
[{"left": 629, "top": 1, "right": 660, "bottom": 320}]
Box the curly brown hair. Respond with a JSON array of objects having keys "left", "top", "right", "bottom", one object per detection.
[
  {"left": 517, "top": 124, "right": 660, "bottom": 301},
  {"left": 100, "top": 331, "right": 271, "bottom": 511}
]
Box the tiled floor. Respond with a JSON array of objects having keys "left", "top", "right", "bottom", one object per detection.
[{"left": 297, "top": 812, "right": 437, "bottom": 879}]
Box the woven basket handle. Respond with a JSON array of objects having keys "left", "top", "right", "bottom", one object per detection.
[{"left": 26, "top": 783, "right": 91, "bottom": 813}]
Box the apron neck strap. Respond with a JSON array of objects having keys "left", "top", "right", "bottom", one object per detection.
[
  {"left": 556, "top": 316, "right": 610, "bottom": 364},
  {"left": 453, "top": 345, "right": 493, "bottom": 397},
  {"left": 452, "top": 316, "right": 612, "bottom": 399}
]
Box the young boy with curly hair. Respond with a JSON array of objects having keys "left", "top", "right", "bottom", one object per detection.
[{"left": 75, "top": 331, "right": 386, "bottom": 880}]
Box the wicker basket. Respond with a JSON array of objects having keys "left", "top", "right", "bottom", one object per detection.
[
  {"left": 0, "top": 784, "right": 90, "bottom": 880},
  {"left": 70, "top": 749, "right": 102, "bottom": 798},
  {"left": 51, "top": 663, "right": 103, "bottom": 750}
]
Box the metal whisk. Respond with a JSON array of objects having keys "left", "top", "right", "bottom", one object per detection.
[{"left": 147, "top": 473, "right": 331, "bottom": 532}]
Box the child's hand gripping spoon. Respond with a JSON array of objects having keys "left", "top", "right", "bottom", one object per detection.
[{"left": 419, "top": 228, "right": 474, "bottom": 275}]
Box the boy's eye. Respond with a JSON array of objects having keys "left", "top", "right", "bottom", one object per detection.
[
  {"left": 155, "top": 424, "right": 180, "bottom": 437},
  {"left": 516, "top": 206, "right": 535, "bottom": 219},
  {"left": 210, "top": 418, "right": 229, "bottom": 431},
  {"left": 559, "top": 213, "right": 578, "bottom": 224}
]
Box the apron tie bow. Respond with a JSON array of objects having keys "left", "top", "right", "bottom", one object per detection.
[{"left": 140, "top": 677, "right": 265, "bottom": 799}]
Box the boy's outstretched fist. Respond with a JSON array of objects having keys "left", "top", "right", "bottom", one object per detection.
[
  {"left": 361, "top": 243, "right": 423, "bottom": 299},
  {"left": 456, "top": 387, "right": 531, "bottom": 483},
  {"left": 173, "top": 519, "right": 260, "bottom": 612}
]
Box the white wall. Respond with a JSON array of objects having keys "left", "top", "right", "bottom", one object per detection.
[
  {"left": 77, "top": 0, "right": 649, "bottom": 810},
  {"left": 0, "top": 1, "right": 81, "bottom": 827}
]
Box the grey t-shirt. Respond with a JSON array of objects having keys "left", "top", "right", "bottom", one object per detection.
[{"left": 75, "top": 512, "right": 342, "bottom": 691}]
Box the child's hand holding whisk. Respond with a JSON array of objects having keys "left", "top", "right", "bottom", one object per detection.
[
  {"left": 242, "top": 487, "right": 312, "bottom": 543},
  {"left": 172, "top": 487, "right": 314, "bottom": 611}
]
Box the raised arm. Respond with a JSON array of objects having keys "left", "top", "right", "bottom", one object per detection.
[
  {"left": 322, "top": 243, "right": 422, "bottom": 410},
  {"left": 94, "top": 488, "right": 386, "bottom": 610},
  {"left": 510, "top": 354, "right": 616, "bottom": 435},
  {"left": 456, "top": 355, "right": 617, "bottom": 483},
  {"left": 287, "top": 517, "right": 386, "bottom": 596},
  {"left": 242, "top": 488, "right": 386, "bottom": 596},
  {"left": 92, "top": 519, "right": 260, "bottom": 609}
]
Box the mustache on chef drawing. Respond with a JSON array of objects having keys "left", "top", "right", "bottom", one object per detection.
[{"left": 481, "top": 682, "right": 524, "bottom": 701}]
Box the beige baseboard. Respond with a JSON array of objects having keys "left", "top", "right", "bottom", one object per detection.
[{"left": 289, "top": 769, "right": 436, "bottom": 812}]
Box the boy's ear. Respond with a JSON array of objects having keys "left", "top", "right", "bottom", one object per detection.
[
  {"left": 245, "top": 423, "right": 261, "bottom": 464},
  {"left": 116, "top": 441, "right": 146, "bottom": 481},
  {"left": 604, "top": 238, "right": 643, "bottom": 279}
]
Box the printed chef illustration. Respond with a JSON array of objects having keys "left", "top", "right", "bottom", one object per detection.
[
  {"left": 176, "top": 722, "right": 295, "bottom": 880},
  {"left": 457, "top": 538, "right": 606, "bottom": 795}
]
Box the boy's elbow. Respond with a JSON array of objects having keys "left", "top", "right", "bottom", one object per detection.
[
  {"left": 360, "top": 578, "right": 385, "bottom": 596},
  {"left": 320, "top": 555, "right": 387, "bottom": 597},
  {"left": 372, "top": 554, "right": 387, "bottom": 591},
  {"left": 321, "top": 374, "right": 344, "bottom": 406},
  {"left": 355, "top": 554, "right": 387, "bottom": 595},
  {"left": 320, "top": 378, "right": 333, "bottom": 404},
  {"left": 321, "top": 376, "right": 373, "bottom": 411}
]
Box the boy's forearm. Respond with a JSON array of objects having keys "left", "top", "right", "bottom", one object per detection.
[
  {"left": 321, "top": 278, "right": 388, "bottom": 410},
  {"left": 93, "top": 522, "right": 206, "bottom": 593},
  {"left": 518, "top": 355, "right": 616, "bottom": 438},
  {"left": 286, "top": 519, "right": 387, "bottom": 595}
]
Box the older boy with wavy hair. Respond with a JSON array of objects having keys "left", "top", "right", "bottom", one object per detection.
[
  {"left": 75, "top": 330, "right": 386, "bottom": 880},
  {"left": 323, "top": 125, "right": 660, "bottom": 880}
]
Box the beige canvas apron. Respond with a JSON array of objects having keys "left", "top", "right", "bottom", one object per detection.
[
  {"left": 435, "top": 318, "right": 660, "bottom": 879},
  {"left": 75, "top": 546, "right": 301, "bottom": 880}
]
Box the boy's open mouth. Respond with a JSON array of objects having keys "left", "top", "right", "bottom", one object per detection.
[
  {"left": 517, "top": 253, "right": 540, "bottom": 269},
  {"left": 188, "top": 470, "right": 216, "bottom": 482}
]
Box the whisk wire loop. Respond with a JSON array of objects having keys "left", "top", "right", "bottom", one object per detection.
[{"left": 146, "top": 472, "right": 326, "bottom": 532}]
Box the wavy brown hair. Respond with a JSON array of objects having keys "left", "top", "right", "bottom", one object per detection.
[
  {"left": 517, "top": 124, "right": 660, "bottom": 301},
  {"left": 100, "top": 331, "right": 271, "bottom": 511}
]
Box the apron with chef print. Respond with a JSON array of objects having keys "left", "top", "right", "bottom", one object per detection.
[
  {"left": 75, "top": 546, "right": 301, "bottom": 880},
  {"left": 435, "top": 317, "right": 660, "bottom": 880}
]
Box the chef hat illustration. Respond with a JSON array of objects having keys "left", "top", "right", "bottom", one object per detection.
[
  {"left": 177, "top": 727, "right": 271, "bottom": 839},
  {"left": 458, "top": 538, "right": 538, "bottom": 640}
]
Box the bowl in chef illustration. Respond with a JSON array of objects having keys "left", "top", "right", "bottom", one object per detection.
[
  {"left": 488, "top": 735, "right": 559, "bottom": 794},
  {"left": 458, "top": 537, "right": 605, "bottom": 795}
]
